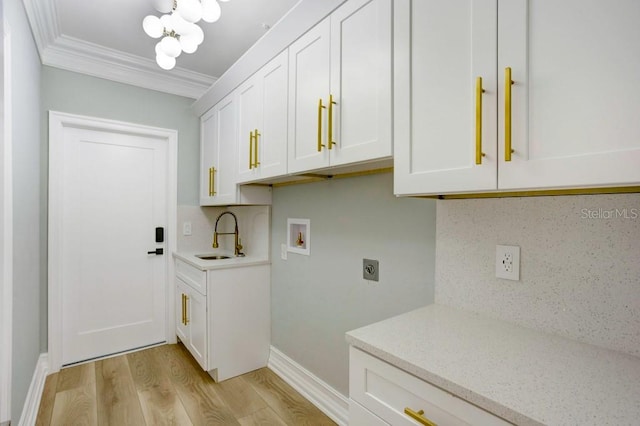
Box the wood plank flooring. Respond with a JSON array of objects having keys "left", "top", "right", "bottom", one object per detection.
[{"left": 36, "top": 344, "right": 336, "bottom": 426}]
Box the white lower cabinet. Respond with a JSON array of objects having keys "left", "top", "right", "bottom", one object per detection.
[
  {"left": 349, "top": 347, "right": 511, "bottom": 426},
  {"left": 175, "top": 277, "right": 207, "bottom": 370},
  {"left": 207, "top": 265, "right": 270, "bottom": 382},
  {"left": 175, "top": 259, "right": 270, "bottom": 382}
]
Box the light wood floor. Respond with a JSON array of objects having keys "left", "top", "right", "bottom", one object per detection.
[{"left": 35, "top": 343, "right": 337, "bottom": 426}]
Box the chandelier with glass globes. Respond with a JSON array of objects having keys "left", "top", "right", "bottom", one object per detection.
[{"left": 143, "top": 0, "right": 229, "bottom": 70}]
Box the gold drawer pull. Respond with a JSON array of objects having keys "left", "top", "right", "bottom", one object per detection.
[{"left": 404, "top": 407, "right": 437, "bottom": 426}]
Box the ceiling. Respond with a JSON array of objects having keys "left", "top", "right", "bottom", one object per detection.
[{"left": 23, "top": 0, "right": 300, "bottom": 99}]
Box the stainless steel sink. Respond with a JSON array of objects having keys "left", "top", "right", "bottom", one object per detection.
[{"left": 196, "top": 254, "right": 231, "bottom": 260}]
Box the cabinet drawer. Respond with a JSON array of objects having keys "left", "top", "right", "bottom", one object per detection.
[
  {"left": 350, "top": 347, "right": 511, "bottom": 426},
  {"left": 175, "top": 259, "right": 206, "bottom": 295},
  {"left": 350, "top": 398, "right": 389, "bottom": 425}
]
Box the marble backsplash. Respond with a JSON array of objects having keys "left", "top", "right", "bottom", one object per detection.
[{"left": 435, "top": 193, "right": 640, "bottom": 357}]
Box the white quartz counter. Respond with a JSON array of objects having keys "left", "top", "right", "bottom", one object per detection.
[
  {"left": 173, "top": 251, "right": 270, "bottom": 271},
  {"left": 346, "top": 304, "right": 640, "bottom": 425}
]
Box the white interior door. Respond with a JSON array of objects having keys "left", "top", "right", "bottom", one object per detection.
[{"left": 54, "top": 116, "right": 171, "bottom": 366}]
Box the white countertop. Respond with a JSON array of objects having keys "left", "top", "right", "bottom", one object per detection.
[
  {"left": 346, "top": 304, "right": 640, "bottom": 426},
  {"left": 173, "top": 251, "right": 270, "bottom": 271}
]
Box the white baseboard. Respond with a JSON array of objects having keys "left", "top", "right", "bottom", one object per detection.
[
  {"left": 18, "top": 353, "right": 49, "bottom": 426},
  {"left": 268, "top": 346, "right": 349, "bottom": 426}
]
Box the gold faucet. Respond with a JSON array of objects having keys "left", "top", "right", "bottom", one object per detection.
[{"left": 212, "top": 211, "right": 245, "bottom": 257}]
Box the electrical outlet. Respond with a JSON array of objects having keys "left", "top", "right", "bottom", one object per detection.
[
  {"left": 281, "top": 243, "right": 287, "bottom": 260},
  {"left": 363, "top": 259, "right": 379, "bottom": 281},
  {"left": 496, "top": 245, "right": 520, "bottom": 280},
  {"left": 182, "top": 222, "right": 192, "bottom": 236}
]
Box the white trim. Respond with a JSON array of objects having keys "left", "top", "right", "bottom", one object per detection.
[
  {"left": 268, "top": 346, "right": 349, "bottom": 426},
  {"left": 17, "top": 354, "right": 49, "bottom": 426},
  {"left": 42, "top": 35, "right": 215, "bottom": 99},
  {"left": 0, "top": 22, "right": 13, "bottom": 424},
  {"left": 22, "top": 0, "right": 215, "bottom": 99},
  {"left": 48, "top": 111, "right": 178, "bottom": 372},
  {"left": 21, "top": 0, "right": 59, "bottom": 56}
]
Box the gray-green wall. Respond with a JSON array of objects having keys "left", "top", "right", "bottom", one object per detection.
[
  {"left": 7, "top": 0, "right": 43, "bottom": 421},
  {"left": 41, "top": 66, "right": 200, "bottom": 206},
  {"left": 270, "top": 173, "right": 437, "bottom": 395}
]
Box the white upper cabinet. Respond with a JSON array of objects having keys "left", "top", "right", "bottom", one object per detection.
[
  {"left": 237, "top": 51, "right": 289, "bottom": 184},
  {"left": 201, "top": 94, "right": 272, "bottom": 206},
  {"left": 288, "top": 18, "right": 332, "bottom": 173},
  {"left": 395, "top": 0, "right": 640, "bottom": 196},
  {"left": 288, "top": 0, "right": 392, "bottom": 174},
  {"left": 394, "top": 0, "right": 498, "bottom": 195},
  {"left": 201, "top": 93, "right": 238, "bottom": 205},
  {"left": 498, "top": 0, "right": 640, "bottom": 190}
]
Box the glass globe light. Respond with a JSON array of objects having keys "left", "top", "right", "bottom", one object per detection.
[
  {"left": 177, "top": 0, "right": 203, "bottom": 24},
  {"left": 170, "top": 12, "right": 191, "bottom": 34},
  {"left": 160, "top": 35, "right": 182, "bottom": 58},
  {"left": 219, "top": 0, "right": 230, "bottom": 2},
  {"left": 156, "top": 52, "right": 176, "bottom": 70},
  {"left": 191, "top": 24, "right": 205, "bottom": 45},
  {"left": 153, "top": 0, "right": 174, "bottom": 13},
  {"left": 160, "top": 14, "right": 173, "bottom": 32},
  {"left": 202, "top": 0, "right": 221, "bottom": 23},
  {"left": 143, "top": 15, "right": 163, "bottom": 38},
  {"left": 180, "top": 36, "right": 198, "bottom": 54},
  {"left": 155, "top": 42, "right": 164, "bottom": 56}
]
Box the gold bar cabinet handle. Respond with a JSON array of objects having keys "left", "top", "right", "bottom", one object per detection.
[
  {"left": 328, "top": 94, "right": 336, "bottom": 149},
  {"left": 317, "top": 98, "right": 326, "bottom": 152},
  {"left": 504, "top": 67, "right": 514, "bottom": 162},
  {"left": 181, "top": 294, "right": 185, "bottom": 325},
  {"left": 404, "top": 408, "right": 437, "bottom": 426},
  {"left": 475, "top": 77, "right": 486, "bottom": 165},
  {"left": 208, "top": 167, "right": 214, "bottom": 197},
  {"left": 211, "top": 167, "right": 216, "bottom": 196},
  {"left": 184, "top": 295, "right": 189, "bottom": 325},
  {"left": 254, "top": 129, "right": 261, "bottom": 166},
  {"left": 249, "top": 131, "right": 254, "bottom": 169}
]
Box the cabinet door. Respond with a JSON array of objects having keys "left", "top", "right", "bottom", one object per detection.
[
  {"left": 175, "top": 280, "right": 189, "bottom": 344},
  {"left": 498, "top": 0, "right": 640, "bottom": 190},
  {"left": 186, "top": 288, "right": 207, "bottom": 371},
  {"left": 288, "top": 18, "right": 331, "bottom": 173},
  {"left": 200, "top": 95, "right": 239, "bottom": 205},
  {"left": 258, "top": 50, "right": 289, "bottom": 179},
  {"left": 200, "top": 109, "right": 217, "bottom": 205},
  {"left": 237, "top": 76, "right": 263, "bottom": 183},
  {"left": 212, "top": 93, "right": 240, "bottom": 205},
  {"left": 394, "top": 0, "right": 498, "bottom": 196},
  {"left": 329, "top": 0, "right": 393, "bottom": 166}
]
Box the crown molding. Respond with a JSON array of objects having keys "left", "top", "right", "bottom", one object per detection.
[
  {"left": 22, "top": 0, "right": 215, "bottom": 99},
  {"left": 43, "top": 35, "right": 216, "bottom": 99},
  {"left": 22, "top": 0, "right": 59, "bottom": 55}
]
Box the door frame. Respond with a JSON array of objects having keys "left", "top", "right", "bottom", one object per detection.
[
  {"left": 0, "top": 20, "right": 13, "bottom": 424},
  {"left": 48, "top": 111, "right": 178, "bottom": 373}
]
